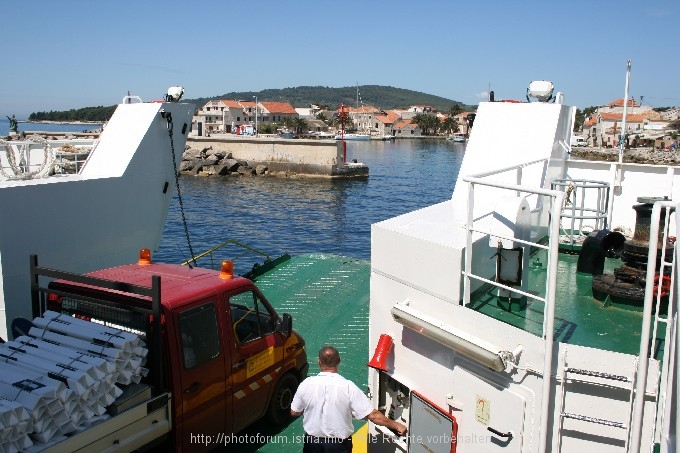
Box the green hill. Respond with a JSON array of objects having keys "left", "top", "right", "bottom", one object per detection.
[
  {"left": 188, "top": 85, "right": 474, "bottom": 112},
  {"left": 28, "top": 86, "right": 475, "bottom": 122}
]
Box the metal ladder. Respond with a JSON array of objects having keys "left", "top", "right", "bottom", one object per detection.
[{"left": 555, "top": 349, "right": 638, "bottom": 452}]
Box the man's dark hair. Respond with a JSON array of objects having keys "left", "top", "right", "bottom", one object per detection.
[{"left": 318, "top": 345, "right": 341, "bottom": 367}]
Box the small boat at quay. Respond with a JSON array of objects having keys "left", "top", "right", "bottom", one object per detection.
[
  {"left": 365, "top": 67, "right": 678, "bottom": 452},
  {"left": 446, "top": 131, "right": 467, "bottom": 142},
  {"left": 335, "top": 132, "right": 371, "bottom": 141},
  {"left": 0, "top": 87, "right": 194, "bottom": 341}
]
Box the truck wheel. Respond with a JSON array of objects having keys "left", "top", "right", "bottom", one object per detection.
[{"left": 267, "top": 373, "right": 298, "bottom": 425}]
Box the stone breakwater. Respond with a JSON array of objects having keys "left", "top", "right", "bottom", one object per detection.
[
  {"left": 570, "top": 147, "right": 680, "bottom": 166},
  {"left": 181, "top": 145, "right": 278, "bottom": 177},
  {"left": 181, "top": 136, "right": 368, "bottom": 178}
]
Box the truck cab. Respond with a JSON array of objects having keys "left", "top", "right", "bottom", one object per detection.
[{"left": 34, "top": 252, "right": 308, "bottom": 452}]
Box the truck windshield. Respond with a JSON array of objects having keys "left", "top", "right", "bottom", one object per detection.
[{"left": 229, "top": 291, "right": 277, "bottom": 344}]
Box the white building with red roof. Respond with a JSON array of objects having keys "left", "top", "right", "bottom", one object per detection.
[
  {"left": 580, "top": 98, "right": 671, "bottom": 147},
  {"left": 195, "top": 99, "right": 298, "bottom": 135}
]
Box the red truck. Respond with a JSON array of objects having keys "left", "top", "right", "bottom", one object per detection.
[{"left": 18, "top": 250, "right": 308, "bottom": 452}]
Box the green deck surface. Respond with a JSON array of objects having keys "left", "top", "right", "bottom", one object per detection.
[
  {"left": 226, "top": 254, "right": 371, "bottom": 452},
  {"left": 224, "top": 250, "right": 667, "bottom": 451},
  {"left": 468, "top": 250, "right": 667, "bottom": 359}
]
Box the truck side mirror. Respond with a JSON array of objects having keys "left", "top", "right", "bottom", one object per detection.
[{"left": 278, "top": 313, "right": 292, "bottom": 338}]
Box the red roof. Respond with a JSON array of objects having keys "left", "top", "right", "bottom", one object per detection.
[
  {"left": 608, "top": 98, "right": 639, "bottom": 108},
  {"left": 221, "top": 100, "right": 242, "bottom": 108},
  {"left": 260, "top": 101, "right": 297, "bottom": 114},
  {"left": 599, "top": 112, "right": 649, "bottom": 122},
  {"left": 337, "top": 105, "right": 381, "bottom": 114},
  {"left": 394, "top": 120, "right": 414, "bottom": 129},
  {"left": 374, "top": 111, "right": 401, "bottom": 125}
]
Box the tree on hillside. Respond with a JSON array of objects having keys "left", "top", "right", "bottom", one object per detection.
[
  {"left": 332, "top": 114, "right": 354, "bottom": 131},
  {"left": 293, "top": 118, "right": 308, "bottom": 135},
  {"left": 574, "top": 106, "right": 597, "bottom": 131},
  {"left": 441, "top": 116, "right": 459, "bottom": 135},
  {"left": 259, "top": 123, "right": 276, "bottom": 134},
  {"left": 412, "top": 114, "right": 441, "bottom": 136},
  {"left": 282, "top": 117, "right": 295, "bottom": 129},
  {"left": 449, "top": 104, "right": 465, "bottom": 117}
]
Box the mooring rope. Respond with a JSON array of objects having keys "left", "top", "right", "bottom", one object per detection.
[
  {"left": 165, "top": 112, "right": 197, "bottom": 266},
  {"left": 0, "top": 137, "right": 55, "bottom": 180}
]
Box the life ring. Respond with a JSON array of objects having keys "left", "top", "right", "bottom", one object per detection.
[{"left": 653, "top": 275, "right": 671, "bottom": 298}]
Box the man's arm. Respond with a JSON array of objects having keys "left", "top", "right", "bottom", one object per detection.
[
  {"left": 290, "top": 409, "right": 303, "bottom": 417},
  {"left": 365, "top": 409, "right": 407, "bottom": 436}
]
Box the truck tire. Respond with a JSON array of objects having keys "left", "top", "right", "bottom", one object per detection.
[{"left": 267, "top": 373, "right": 298, "bottom": 425}]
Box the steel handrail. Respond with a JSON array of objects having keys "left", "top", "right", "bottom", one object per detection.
[
  {"left": 180, "top": 239, "right": 271, "bottom": 267},
  {"left": 630, "top": 200, "right": 676, "bottom": 452},
  {"left": 462, "top": 158, "right": 564, "bottom": 453}
]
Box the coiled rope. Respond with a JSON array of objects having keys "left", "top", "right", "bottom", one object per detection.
[{"left": 0, "top": 137, "right": 55, "bottom": 180}]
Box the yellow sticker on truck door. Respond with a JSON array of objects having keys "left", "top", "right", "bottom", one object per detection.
[{"left": 247, "top": 346, "right": 275, "bottom": 378}]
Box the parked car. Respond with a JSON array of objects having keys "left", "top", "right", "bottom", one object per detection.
[{"left": 571, "top": 136, "right": 587, "bottom": 147}]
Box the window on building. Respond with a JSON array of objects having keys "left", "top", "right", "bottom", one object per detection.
[
  {"left": 179, "top": 303, "right": 220, "bottom": 369},
  {"left": 237, "top": 117, "right": 241, "bottom": 122}
]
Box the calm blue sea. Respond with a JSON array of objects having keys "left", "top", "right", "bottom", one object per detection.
[
  {"left": 0, "top": 117, "right": 102, "bottom": 136},
  {"left": 156, "top": 139, "right": 465, "bottom": 273}
]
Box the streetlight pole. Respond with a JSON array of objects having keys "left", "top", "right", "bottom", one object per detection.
[{"left": 253, "top": 96, "right": 258, "bottom": 135}]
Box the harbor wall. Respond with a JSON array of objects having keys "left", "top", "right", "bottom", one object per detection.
[{"left": 186, "top": 135, "right": 367, "bottom": 177}]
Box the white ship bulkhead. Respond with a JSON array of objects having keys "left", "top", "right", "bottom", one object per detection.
[
  {"left": 0, "top": 99, "right": 194, "bottom": 340},
  {"left": 368, "top": 93, "right": 673, "bottom": 452}
]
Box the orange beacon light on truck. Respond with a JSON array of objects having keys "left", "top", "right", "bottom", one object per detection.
[
  {"left": 220, "top": 260, "right": 234, "bottom": 279},
  {"left": 138, "top": 248, "right": 152, "bottom": 265}
]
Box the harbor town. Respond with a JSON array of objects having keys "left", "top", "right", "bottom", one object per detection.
[
  {"left": 1, "top": 72, "right": 680, "bottom": 452},
  {"left": 3, "top": 94, "right": 679, "bottom": 179}
]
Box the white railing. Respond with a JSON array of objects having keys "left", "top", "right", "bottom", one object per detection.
[
  {"left": 631, "top": 200, "right": 677, "bottom": 452},
  {"left": 462, "top": 157, "right": 564, "bottom": 453},
  {"left": 0, "top": 139, "right": 97, "bottom": 179},
  {"left": 463, "top": 160, "right": 677, "bottom": 453},
  {"left": 551, "top": 178, "right": 610, "bottom": 248}
]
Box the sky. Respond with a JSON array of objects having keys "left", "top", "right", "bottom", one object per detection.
[{"left": 2, "top": 0, "right": 679, "bottom": 119}]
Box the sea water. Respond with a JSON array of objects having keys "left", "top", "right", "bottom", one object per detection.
[{"left": 156, "top": 139, "right": 465, "bottom": 272}]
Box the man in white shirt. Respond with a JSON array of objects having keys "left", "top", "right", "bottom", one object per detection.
[{"left": 290, "top": 345, "right": 407, "bottom": 452}]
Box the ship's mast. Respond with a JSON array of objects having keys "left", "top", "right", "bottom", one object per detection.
[{"left": 618, "top": 60, "right": 632, "bottom": 164}]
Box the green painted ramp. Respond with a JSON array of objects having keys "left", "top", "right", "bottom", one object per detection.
[{"left": 224, "top": 254, "right": 370, "bottom": 452}]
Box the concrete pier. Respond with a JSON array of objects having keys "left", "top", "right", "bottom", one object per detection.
[{"left": 186, "top": 135, "right": 368, "bottom": 178}]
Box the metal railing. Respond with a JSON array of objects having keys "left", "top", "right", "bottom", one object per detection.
[
  {"left": 462, "top": 157, "right": 565, "bottom": 453},
  {"left": 551, "top": 178, "right": 610, "bottom": 249},
  {"left": 0, "top": 138, "right": 97, "bottom": 179},
  {"left": 462, "top": 160, "right": 677, "bottom": 452},
  {"left": 181, "top": 239, "right": 273, "bottom": 268},
  {"left": 630, "top": 200, "right": 677, "bottom": 452}
]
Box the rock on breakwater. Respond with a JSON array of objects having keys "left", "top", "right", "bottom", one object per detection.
[
  {"left": 571, "top": 147, "right": 680, "bottom": 166},
  {"left": 181, "top": 136, "right": 368, "bottom": 178},
  {"left": 181, "top": 145, "right": 275, "bottom": 177}
]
